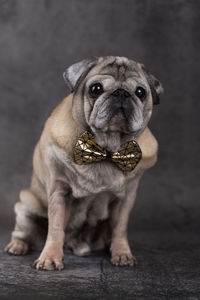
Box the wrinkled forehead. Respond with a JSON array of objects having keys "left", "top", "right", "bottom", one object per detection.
[{"left": 97, "top": 56, "right": 143, "bottom": 81}]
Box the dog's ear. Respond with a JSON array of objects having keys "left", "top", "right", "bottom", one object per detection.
[
  {"left": 63, "top": 57, "right": 98, "bottom": 93},
  {"left": 140, "top": 64, "right": 164, "bottom": 105}
]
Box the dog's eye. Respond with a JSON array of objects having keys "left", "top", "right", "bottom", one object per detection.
[
  {"left": 89, "top": 83, "right": 104, "bottom": 98},
  {"left": 135, "top": 87, "right": 146, "bottom": 101}
]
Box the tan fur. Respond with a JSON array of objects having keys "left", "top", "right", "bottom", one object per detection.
[
  {"left": 5, "top": 57, "right": 160, "bottom": 270},
  {"left": 5, "top": 94, "right": 157, "bottom": 261}
]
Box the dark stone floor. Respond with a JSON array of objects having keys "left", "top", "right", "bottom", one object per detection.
[{"left": 1, "top": 220, "right": 200, "bottom": 300}]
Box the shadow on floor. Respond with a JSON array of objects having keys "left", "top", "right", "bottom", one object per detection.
[{"left": 1, "top": 219, "right": 200, "bottom": 300}]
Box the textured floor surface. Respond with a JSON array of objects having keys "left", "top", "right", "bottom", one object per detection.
[{"left": 1, "top": 220, "right": 200, "bottom": 300}]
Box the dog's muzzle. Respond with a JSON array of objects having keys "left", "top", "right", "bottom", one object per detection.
[{"left": 109, "top": 88, "right": 133, "bottom": 119}]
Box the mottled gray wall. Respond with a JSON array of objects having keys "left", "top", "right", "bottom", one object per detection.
[{"left": 0, "top": 0, "right": 199, "bottom": 231}]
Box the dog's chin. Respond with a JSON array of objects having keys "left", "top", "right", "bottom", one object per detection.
[
  {"left": 91, "top": 112, "right": 143, "bottom": 135},
  {"left": 89, "top": 113, "right": 144, "bottom": 152}
]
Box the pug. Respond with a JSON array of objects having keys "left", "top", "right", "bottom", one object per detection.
[{"left": 5, "top": 56, "right": 163, "bottom": 270}]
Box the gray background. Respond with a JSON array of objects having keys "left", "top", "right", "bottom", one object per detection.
[{"left": 0, "top": 0, "right": 199, "bottom": 231}]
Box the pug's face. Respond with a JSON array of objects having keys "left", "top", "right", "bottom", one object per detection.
[{"left": 64, "top": 56, "right": 163, "bottom": 146}]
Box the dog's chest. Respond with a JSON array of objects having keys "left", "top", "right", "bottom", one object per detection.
[{"left": 68, "top": 161, "right": 128, "bottom": 199}]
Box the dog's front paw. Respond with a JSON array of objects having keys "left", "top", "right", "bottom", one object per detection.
[
  {"left": 32, "top": 244, "right": 64, "bottom": 271},
  {"left": 111, "top": 253, "right": 137, "bottom": 266},
  {"left": 33, "top": 256, "right": 64, "bottom": 271},
  {"left": 5, "top": 239, "right": 29, "bottom": 255}
]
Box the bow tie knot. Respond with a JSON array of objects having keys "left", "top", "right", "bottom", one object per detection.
[{"left": 74, "top": 131, "right": 142, "bottom": 172}]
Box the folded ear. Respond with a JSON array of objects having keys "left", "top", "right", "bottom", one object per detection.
[
  {"left": 140, "top": 64, "right": 164, "bottom": 105},
  {"left": 63, "top": 57, "right": 98, "bottom": 93}
]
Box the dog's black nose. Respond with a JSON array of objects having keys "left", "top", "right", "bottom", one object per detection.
[{"left": 112, "top": 89, "right": 130, "bottom": 98}]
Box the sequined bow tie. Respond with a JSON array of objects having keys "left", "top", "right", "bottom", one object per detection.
[{"left": 74, "top": 131, "right": 142, "bottom": 172}]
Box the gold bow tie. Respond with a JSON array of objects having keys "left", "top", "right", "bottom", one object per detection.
[{"left": 74, "top": 131, "right": 142, "bottom": 172}]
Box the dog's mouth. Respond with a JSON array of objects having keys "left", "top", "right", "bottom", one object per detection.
[
  {"left": 110, "top": 116, "right": 133, "bottom": 133},
  {"left": 89, "top": 95, "right": 143, "bottom": 135},
  {"left": 93, "top": 110, "right": 133, "bottom": 134}
]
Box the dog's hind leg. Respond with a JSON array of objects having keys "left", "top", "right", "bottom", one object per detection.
[
  {"left": 5, "top": 189, "right": 47, "bottom": 255},
  {"left": 65, "top": 227, "right": 92, "bottom": 257}
]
